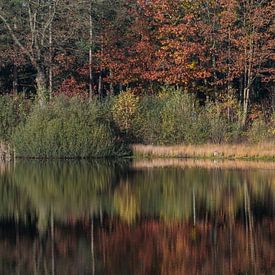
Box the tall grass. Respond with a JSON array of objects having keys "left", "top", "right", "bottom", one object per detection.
[{"left": 132, "top": 143, "right": 275, "bottom": 160}]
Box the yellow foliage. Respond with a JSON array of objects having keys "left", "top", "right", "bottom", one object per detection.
[
  {"left": 112, "top": 90, "right": 140, "bottom": 132},
  {"left": 187, "top": 61, "right": 196, "bottom": 70},
  {"left": 113, "top": 182, "right": 139, "bottom": 224}
]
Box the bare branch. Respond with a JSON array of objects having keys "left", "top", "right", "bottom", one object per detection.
[{"left": 0, "top": 11, "right": 35, "bottom": 65}]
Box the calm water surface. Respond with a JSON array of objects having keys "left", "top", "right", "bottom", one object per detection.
[{"left": 0, "top": 160, "right": 274, "bottom": 275}]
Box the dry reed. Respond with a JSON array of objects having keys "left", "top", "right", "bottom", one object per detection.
[{"left": 132, "top": 143, "right": 275, "bottom": 160}]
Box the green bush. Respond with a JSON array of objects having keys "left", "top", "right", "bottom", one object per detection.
[
  {"left": 202, "top": 101, "right": 242, "bottom": 144},
  {"left": 132, "top": 94, "right": 164, "bottom": 144},
  {"left": 3, "top": 89, "right": 273, "bottom": 158},
  {"left": 129, "top": 88, "right": 242, "bottom": 145},
  {"left": 0, "top": 95, "right": 29, "bottom": 141},
  {"left": 12, "top": 96, "right": 127, "bottom": 158},
  {"left": 246, "top": 115, "right": 272, "bottom": 143},
  {"left": 131, "top": 88, "right": 202, "bottom": 145}
]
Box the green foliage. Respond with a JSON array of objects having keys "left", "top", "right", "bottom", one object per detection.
[
  {"left": 132, "top": 94, "right": 164, "bottom": 144},
  {"left": 0, "top": 95, "right": 29, "bottom": 141},
  {"left": 12, "top": 96, "right": 127, "bottom": 158},
  {"left": 0, "top": 90, "right": 273, "bottom": 159},
  {"left": 202, "top": 100, "right": 242, "bottom": 144},
  {"left": 128, "top": 87, "right": 243, "bottom": 145},
  {"left": 246, "top": 115, "right": 273, "bottom": 143}
]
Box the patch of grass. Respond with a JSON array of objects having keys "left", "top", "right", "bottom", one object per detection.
[{"left": 132, "top": 143, "right": 275, "bottom": 161}]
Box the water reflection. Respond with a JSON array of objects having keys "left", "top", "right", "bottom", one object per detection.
[{"left": 0, "top": 160, "right": 274, "bottom": 274}]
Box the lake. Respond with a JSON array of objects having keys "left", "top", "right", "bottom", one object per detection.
[{"left": 0, "top": 159, "right": 274, "bottom": 275}]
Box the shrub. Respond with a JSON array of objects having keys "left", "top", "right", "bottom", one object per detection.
[
  {"left": 128, "top": 88, "right": 244, "bottom": 145},
  {"left": 199, "top": 97, "right": 243, "bottom": 144},
  {"left": 246, "top": 115, "right": 273, "bottom": 143},
  {"left": 112, "top": 90, "right": 140, "bottom": 134},
  {"left": 132, "top": 95, "right": 164, "bottom": 144},
  {"left": 12, "top": 96, "right": 127, "bottom": 158},
  {"left": 0, "top": 95, "right": 29, "bottom": 141}
]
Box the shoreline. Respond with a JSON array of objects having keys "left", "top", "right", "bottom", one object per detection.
[{"left": 1, "top": 142, "right": 275, "bottom": 162}]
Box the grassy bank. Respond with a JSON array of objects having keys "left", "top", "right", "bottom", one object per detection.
[{"left": 132, "top": 143, "right": 275, "bottom": 161}]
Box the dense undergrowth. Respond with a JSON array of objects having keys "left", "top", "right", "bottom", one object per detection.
[{"left": 0, "top": 88, "right": 274, "bottom": 158}]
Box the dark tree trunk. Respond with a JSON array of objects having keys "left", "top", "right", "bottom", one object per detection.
[{"left": 272, "top": 86, "right": 275, "bottom": 112}]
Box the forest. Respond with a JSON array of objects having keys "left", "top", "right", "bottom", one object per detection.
[{"left": 0, "top": 0, "right": 274, "bottom": 158}]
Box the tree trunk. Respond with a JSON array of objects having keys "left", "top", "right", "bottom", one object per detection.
[
  {"left": 13, "top": 62, "right": 18, "bottom": 94},
  {"left": 49, "top": 3, "right": 53, "bottom": 99},
  {"left": 89, "top": 1, "right": 94, "bottom": 100},
  {"left": 271, "top": 86, "right": 275, "bottom": 112},
  {"left": 36, "top": 69, "right": 47, "bottom": 106},
  {"left": 98, "top": 74, "right": 102, "bottom": 96},
  {"left": 13, "top": 21, "right": 18, "bottom": 94},
  {"left": 242, "top": 87, "right": 250, "bottom": 126},
  {"left": 110, "top": 69, "right": 114, "bottom": 95}
]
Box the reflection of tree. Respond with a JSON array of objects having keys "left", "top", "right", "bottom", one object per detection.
[
  {"left": 124, "top": 167, "right": 275, "bottom": 225},
  {"left": 114, "top": 181, "right": 140, "bottom": 224},
  {"left": 0, "top": 160, "right": 126, "bottom": 232},
  {"left": 99, "top": 219, "right": 275, "bottom": 275},
  {"left": 0, "top": 224, "right": 94, "bottom": 275},
  {"left": 0, "top": 162, "right": 274, "bottom": 228},
  {"left": 0, "top": 161, "right": 274, "bottom": 274},
  {"left": 1, "top": 219, "right": 274, "bottom": 274}
]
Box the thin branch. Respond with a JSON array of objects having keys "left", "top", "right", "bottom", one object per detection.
[{"left": 0, "top": 12, "right": 35, "bottom": 65}]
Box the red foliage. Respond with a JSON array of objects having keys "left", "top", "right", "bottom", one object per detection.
[{"left": 55, "top": 76, "right": 87, "bottom": 98}]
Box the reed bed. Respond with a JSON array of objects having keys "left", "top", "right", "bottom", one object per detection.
[
  {"left": 132, "top": 158, "right": 275, "bottom": 171},
  {"left": 132, "top": 143, "right": 275, "bottom": 161}
]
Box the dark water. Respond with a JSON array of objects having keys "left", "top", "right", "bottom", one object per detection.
[{"left": 0, "top": 160, "right": 274, "bottom": 275}]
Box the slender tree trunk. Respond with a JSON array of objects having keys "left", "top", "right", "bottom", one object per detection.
[
  {"left": 13, "top": 62, "right": 18, "bottom": 94},
  {"left": 98, "top": 74, "right": 102, "bottom": 96},
  {"left": 89, "top": 0, "right": 94, "bottom": 100},
  {"left": 242, "top": 1, "right": 255, "bottom": 127},
  {"left": 272, "top": 86, "right": 275, "bottom": 112},
  {"left": 49, "top": 3, "right": 53, "bottom": 99},
  {"left": 98, "top": 10, "right": 104, "bottom": 97},
  {"left": 242, "top": 44, "right": 253, "bottom": 127},
  {"left": 36, "top": 68, "right": 47, "bottom": 106},
  {"left": 110, "top": 69, "right": 114, "bottom": 95},
  {"left": 13, "top": 21, "right": 18, "bottom": 94}
]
